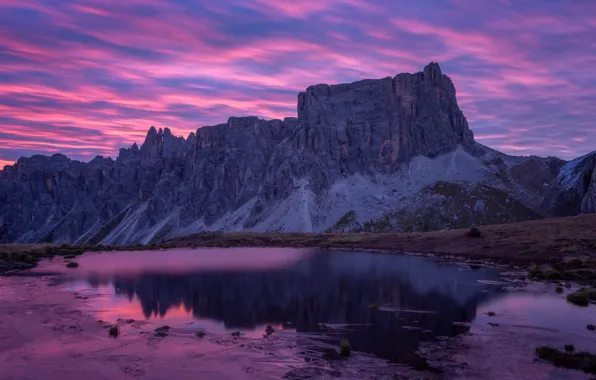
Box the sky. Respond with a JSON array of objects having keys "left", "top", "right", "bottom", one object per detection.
[{"left": 1, "top": 0, "right": 595, "bottom": 168}]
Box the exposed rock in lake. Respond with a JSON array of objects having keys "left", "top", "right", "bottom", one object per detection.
[{"left": 0, "top": 62, "right": 594, "bottom": 244}]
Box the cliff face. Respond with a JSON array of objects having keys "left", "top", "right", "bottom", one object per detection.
[
  {"left": 0, "top": 117, "right": 297, "bottom": 244},
  {"left": 248, "top": 62, "right": 477, "bottom": 227},
  {"left": 582, "top": 164, "right": 596, "bottom": 214},
  {"left": 541, "top": 151, "right": 596, "bottom": 216},
  {"left": 0, "top": 62, "right": 593, "bottom": 244},
  {"left": 296, "top": 62, "right": 474, "bottom": 172}
]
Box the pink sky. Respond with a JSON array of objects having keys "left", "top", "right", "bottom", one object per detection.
[{"left": 1, "top": 0, "right": 595, "bottom": 166}]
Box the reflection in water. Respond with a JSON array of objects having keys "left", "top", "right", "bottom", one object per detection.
[{"left": 62, "top": 248, "right": 507, "bottom": 368}]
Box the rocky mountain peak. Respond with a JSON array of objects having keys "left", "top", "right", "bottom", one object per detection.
[
  {"left": 422, "top": 61, "right": 443, "bottom": 84},
  {"left": 0, "top": 62, "right": 594, "bottom": 245},
  {"left": 139, "top": 125, "right": 186, "bottom": 159},
  {"left": 295, "top": 61, "right": 474, "bottom": 176},
  {"left": 145, "top": 126, "right": 158, "bottom": 138},
  {"left": 140, "top": 126, "right": 162, "bottom": 160}
]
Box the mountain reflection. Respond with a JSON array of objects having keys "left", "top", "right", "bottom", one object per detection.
[{"left": 76, "top": 249, "right": 506, "bottom": 366}]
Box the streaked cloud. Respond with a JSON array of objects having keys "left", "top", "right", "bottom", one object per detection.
[{"left": 1, "top": 0, "right": 595, "bottom": 167}]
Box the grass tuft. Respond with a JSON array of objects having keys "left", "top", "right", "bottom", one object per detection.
[
  {"left": 566, "top": 288, "right": 596, "bottom": 307},
  {"left": 265, "top": 325, "right": 275, "bottom": 336},
  {"left": 339, "top": 338, "right": 351, "bottom": 358},
  {"left": 565, "top": 344, "right": 575, "bottom": 353},
  {"left": 536, "top": 345, "right": 596, "bottom": 374},
  {"left": 154, "top": 325, "right": 170, "bottom": 337}
]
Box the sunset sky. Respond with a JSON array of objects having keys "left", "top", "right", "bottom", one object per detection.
[{"left": 1, "top": 0, "right": 595, "bottom": 168}]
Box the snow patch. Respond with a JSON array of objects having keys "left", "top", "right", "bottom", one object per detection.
[{"left": 556, "top": 154, "right": 589, "bottom": 190}]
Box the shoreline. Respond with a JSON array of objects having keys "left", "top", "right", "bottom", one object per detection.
[
  {"left": 1, "top": 241, "right": 594, "bottom": 379},
  {"left": 2, "top": 214, "right": 596, "bottom": 282},
  {"left": 0, "top": 268, "right": 304, "bottom": 380},
  {"left": 0, "top": 262, "right": 432, "bottom": 380}
]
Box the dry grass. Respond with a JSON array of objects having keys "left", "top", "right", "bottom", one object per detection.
[
  {"left": 536, "top": 345, "right": 596, "bottom": 374},
  {"left": 173, "top": 214, "right": 596, "bottom": 258},
  {"left": 566, "top": 288, "right": 596, "bottom": 306},
  {"left": 0, "top": 244, "right": 86, "bottom": 272},
  {"left": 171, "top": 214, "right": 596, "bottom": 282}
]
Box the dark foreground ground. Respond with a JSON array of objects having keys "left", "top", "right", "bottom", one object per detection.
[{"left": 2, "top": 214, "right": 596, "bottom": 282}]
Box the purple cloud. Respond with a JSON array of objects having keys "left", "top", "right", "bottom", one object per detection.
[{"left": 0, "top": 0, "right": 595, "bottom": 166}]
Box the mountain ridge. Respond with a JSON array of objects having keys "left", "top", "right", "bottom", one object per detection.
[{"left": 1, "top": 62, "right": 594, "bottom": 244}]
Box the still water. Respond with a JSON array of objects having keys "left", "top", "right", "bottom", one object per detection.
[{"left": 49, "top": 247, "right": 595, "bottom": 376}]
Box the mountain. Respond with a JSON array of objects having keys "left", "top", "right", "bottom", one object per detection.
[{"left": 0, "top": 62, "right": 594, "bottom": 244}]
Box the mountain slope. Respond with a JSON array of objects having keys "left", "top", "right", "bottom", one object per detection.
[{"left": 0, "top": 62, "right": 594, "bottom": 244}]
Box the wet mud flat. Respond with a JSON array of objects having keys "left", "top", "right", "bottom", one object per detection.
[{"left": 1, "top": 248, "right": 595, "bottom": 379}]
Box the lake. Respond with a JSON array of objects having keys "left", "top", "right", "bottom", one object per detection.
[{"left": 5, "top": 247, "right": 594, "bottom": 379}]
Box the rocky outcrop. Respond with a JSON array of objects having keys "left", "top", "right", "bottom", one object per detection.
[
  {"left": 291, "top": 62, "right": 474, "bottom": 177},
  {"left": 542, "top": 151, "right": 596, "bottom": 216},
  {"left": 0, "top": 62, "right": 593, "bottom": 244},
  {"left": 0, "top": 117, "right": 296, "bottom": 244},
  {"left": 581, "top": 159, "right": 596, "bottom": 214}
]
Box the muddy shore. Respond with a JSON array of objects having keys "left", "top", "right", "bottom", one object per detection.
[{"left": 2, "top": 214, "right": 596, "bottom": 281}]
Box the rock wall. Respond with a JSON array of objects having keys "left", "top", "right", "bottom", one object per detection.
[
  {"left": 541, "top": 151, "right": 596, "bottom": 217},
  {"left": 295, "top": 62, "right": 474, "bottom": 175},
  {"left": 0, "top": 117, "right": 296, "bottom": 244},
  {"left": 0, "top": 62, "right": 593, "bottom": 244}
]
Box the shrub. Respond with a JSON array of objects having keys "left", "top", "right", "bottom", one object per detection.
[
  {"left": 566, "top": 288, "right": 596, "bottom": 307},
  {"left": 565, "top": 344, "right": 575, "bottom": 353},
  {"left": 466, "top": 227, "right": 482, "bottom": 238},
  {"left": 536, "top": 346, "right": 596, "bottom": 374},
  {"left": 339, "top": 338, "right": 351, "bottom": 358}
]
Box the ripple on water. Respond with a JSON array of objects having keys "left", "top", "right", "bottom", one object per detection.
[{"left": 32, "top": 247, "right": 596, "bottom": 378}]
